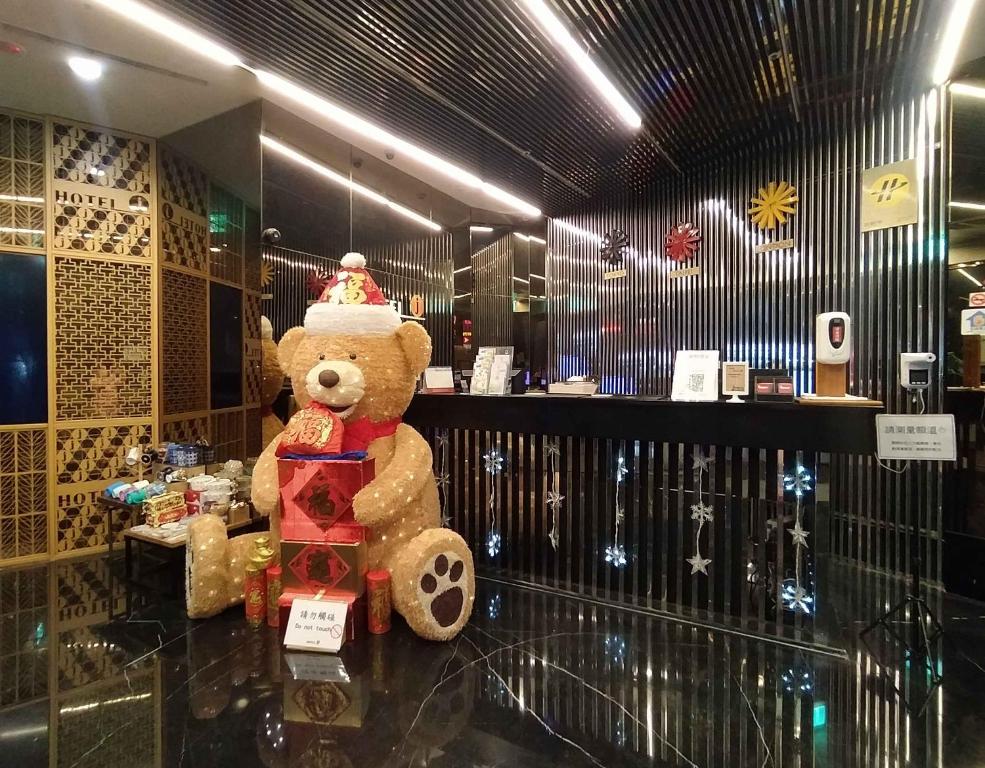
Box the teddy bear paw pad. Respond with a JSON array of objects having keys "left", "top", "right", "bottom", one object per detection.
[{"left": 419, "top": 552, "right": 466, "bottom": 628}]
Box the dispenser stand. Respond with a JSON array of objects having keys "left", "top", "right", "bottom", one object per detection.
[{"left": 815, "top": 362, "right": 847, "bottom": 397}]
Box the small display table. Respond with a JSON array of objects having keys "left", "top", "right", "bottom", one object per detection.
[{"left": 123, "top": 517, "right": 259, "bottom": 594}]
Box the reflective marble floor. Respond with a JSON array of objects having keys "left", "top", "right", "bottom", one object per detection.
[{"left": 2, "top": 553, "right": 984, "bottom": 767}]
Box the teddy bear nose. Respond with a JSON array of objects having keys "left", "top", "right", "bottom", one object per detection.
[{"left": 318, "top": 369, "right": 340, "bottom": 388}]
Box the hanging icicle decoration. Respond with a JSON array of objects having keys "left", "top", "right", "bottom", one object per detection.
[
  {"left": 686, "top": 448, "right": 714, "bottom": 575},
  {"left": 783, "top": 465, "right": 814, "bottom": 613},
  {"left": 484, "top": 448, "right": 504, "bottom": 557},
  {"left": 545, "top": 438, "right": 563, "bottom": 550},
  {"left": 435, "top": 428, "right": 451, "bottom": 527},
  {"left": 604, "top": 453, "right": 629, "bottom": 567}
]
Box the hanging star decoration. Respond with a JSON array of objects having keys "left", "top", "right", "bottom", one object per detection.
[
  {"left": 605, "top": 544, "right": 627, "bottom": 567},
  {"left": 545, "top": 438, "right": 563, "bottom": 551},
  {"left": 692, "top": 448, "right": 713, "bottom": 474},
  {"left": 782, "top": 464, "right": 814, "bottom": 613},
  {"left": 783, "top": 582, "right": 814, "bottom": 614},
  {"left": 486, "top": 531, "right": 501, "bottom": 558},
  {"left": 749, "top": 180, "right": 799, "bottom": 230},
  {"left": 434, "top": 429, "right": 451, "bottom": 526},
  {"left": 783, "top": 466, "right": 813, "bottom": 497},
  {"left": 483, "top": 450, "right": 504, "bottom": 475},
  {"left": 788, "top": 521, "right": 810, "bottom": 548},
  {"left": 690, "top": 501, "right": 714, "bottom": 524},
  {"left": 600, "top": 228, "right": 629, "bottom": 268},
  {"left": 605, "top": 453, "right": 629, "bottom": 568},
  {"left": 687, "top": 555, "right": 712, "bottom": 575},
  {"left": 687, "top": 449, "right": 715, "bottom": 576},
  {"left": 665, "top": 222, "right": 702, "bottom": 262},
  {"left": 484, "top": 447, "right": 505, "bottom": 558}
]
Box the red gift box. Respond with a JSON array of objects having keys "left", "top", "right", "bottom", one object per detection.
[
  {"left": 278, "top": 458, "right": 375, "bottom": 540},
  {"left": 281, "top": 539, "right": 368, "bottom": 597},
  {"left": 278, "top": 589, "right": 366, "bottom": 643}
]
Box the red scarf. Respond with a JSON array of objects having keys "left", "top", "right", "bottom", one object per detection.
[{"left": 341, "top": 417, "right": 402, "bottom": 453}]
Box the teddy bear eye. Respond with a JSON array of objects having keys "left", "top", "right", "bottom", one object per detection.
[
  {"left": 349, "top": 353, "right": 357, "bottom": 361},
  {"left": 318, "top": 354, "right": 325, "bottom": 361}
]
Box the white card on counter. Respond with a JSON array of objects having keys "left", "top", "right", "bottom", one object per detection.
[
  {"left": 423, "top": 366, "right": 455, "bottom": 391},
  {"left": 875, "top": 414, "right": 956, "bottom": 461},
  {"left": 283, "top": 598, "right": 348, "bottom": 653},
  {"left": 488, "top": 354, "right": 513, "bottom": 395},
  {"left": 671, "top": 350, "right": 720, "bottom": 401}
]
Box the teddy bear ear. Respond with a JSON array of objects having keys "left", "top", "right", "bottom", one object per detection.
[
  {"left": 277, "top": 327, "right": 306, "bottom": 374},
  {"left": 396, "top": 321, "right": 431, "bottom": 375}
]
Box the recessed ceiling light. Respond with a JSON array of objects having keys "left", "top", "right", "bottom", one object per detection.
[
  {"left": 519, "top": 0, "right": 642, "bottom": 129},
  {"left": 933, "top": 0, "right": 977, "bottom": 84},
  {"left": 951, "top": 201, "right": 985, "bottom": 211},
  {"left": 469, "top": 225, "right": 494, "bottom": 233},
  {"left": 68, "top": 56, "right": 104, "bottom": 82}
]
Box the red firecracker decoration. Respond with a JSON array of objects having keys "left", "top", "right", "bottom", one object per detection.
[
  {"left": 665, "top": 223, "right": 701, "bottom": 262},
  {"left": 306, "top": 268, "right": 331, "bottom": 298}
]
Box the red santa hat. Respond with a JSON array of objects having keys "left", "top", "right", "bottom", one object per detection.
[{"left": 304, "top": 252, "right": 401, "bottom": 336}]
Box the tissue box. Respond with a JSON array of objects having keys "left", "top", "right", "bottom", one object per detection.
[
  {"left": 281, "top": 540, "right": 368, "bottom": 597},
  {"left": 277, "top": 458, "right": 375, "bottom": 540}
]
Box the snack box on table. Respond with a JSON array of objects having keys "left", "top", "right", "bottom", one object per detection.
[{"left": 277, "top": 457, "right": 374, "bottom": 541}]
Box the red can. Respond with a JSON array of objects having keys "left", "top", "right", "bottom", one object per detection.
[
  {"left": 244, "top": 563, "right": 266, "bottom": 629},
  {"left": 366, "top": 569, "right": 391, "bottom": 634}
]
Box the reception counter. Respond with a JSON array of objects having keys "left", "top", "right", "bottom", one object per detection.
[
  {"left": 406, "top": 393, "right": 881, "bottom": 649},
  {"left": 407, "top": 393, "right": 878, "bottom": 452}
]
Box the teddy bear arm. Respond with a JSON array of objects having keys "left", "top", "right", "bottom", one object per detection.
[
  {"left": 353, "top": 424, "right": 433, "bottom": 527},
  {"left": 251, "top": 432, "right": 283, "bottom": 519}
]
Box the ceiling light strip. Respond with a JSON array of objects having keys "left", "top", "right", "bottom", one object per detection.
[
  {"left": 933, "top": 0, "right": 977, "bottom": 84},
  {"left": 519, "top": 0, "right": 642, "bottom": 129},
  {"left": 88, "top": 0, "right": 244, "bottom": 66},
  {"left": 950, "top": 201, "right": 985, "bottom": 211},
  {"left": 958, "top": 268, "right": 983, "bottom": 287},
  {"left": 254, "top": 70, "right": 540, "bottom": 218},
  {"left": 950, "top": 82, "right": 985, "bottom": 99},
  {"left": 85, "top": 0, "right": 541, "bottom": 218},
  {"left": 260, "top": 135, "right": 441, "bottom": 231}
]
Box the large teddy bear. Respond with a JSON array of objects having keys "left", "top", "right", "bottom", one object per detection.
[{"left": 187, "top": 253, "right": 474, "bottom": 641}]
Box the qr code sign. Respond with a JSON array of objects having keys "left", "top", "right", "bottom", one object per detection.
[{"left": 688, "top": 373, "right": 705, "bottom": 392}]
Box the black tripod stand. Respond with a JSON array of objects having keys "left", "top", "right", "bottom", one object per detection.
[{"left": 859, "top": 554, "right": 944, "bottom": 715}]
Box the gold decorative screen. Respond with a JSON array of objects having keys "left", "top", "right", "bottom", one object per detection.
[
  {"left": 53, "top": 257, "right": 152, "bottom": 421},
  {"left": 162, "top": 268, "right": 208, "bottom": 415},
  {"left": 211, "top": 410, "right": 244, "bottom": 464},
  {"left": 0, "top": 112, "right": 45, "bottom": 250},
  {"left": 0, "top": 428, "right": 47, "bottom": 560},
  {"left": 51, "top": 122, "right": 152, "bottom": 258},
  {"left": 159, "top": 146, "right": 208, "bottom": 272},
  {"left": 55, "top": 424, "right": 152, "bottom": 485}
]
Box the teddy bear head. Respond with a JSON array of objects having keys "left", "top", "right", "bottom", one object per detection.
[{"left": 276, "top": 320, "right": 430, "bottom": 423}]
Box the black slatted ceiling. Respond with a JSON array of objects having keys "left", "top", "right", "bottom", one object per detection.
[{"left": 163, "top": 0, "right": 948, "bottom": 215}]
